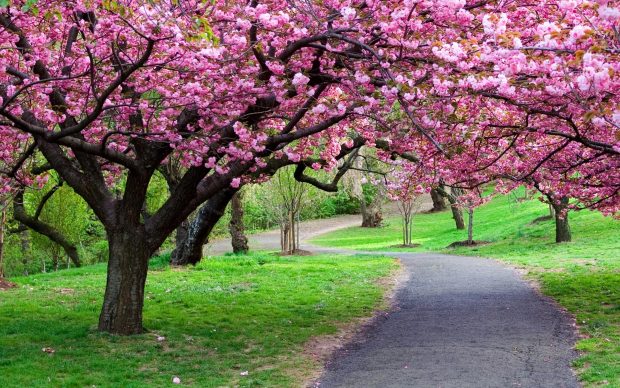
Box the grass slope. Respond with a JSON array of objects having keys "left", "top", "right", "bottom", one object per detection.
[
  {"left": 312, "top": 192, "right": 620, "bottom": 387},
  {"left": 0, "top": 253, "right": 394, "bottom": 387}
]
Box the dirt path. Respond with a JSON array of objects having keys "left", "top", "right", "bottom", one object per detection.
[{"left": 205, "top": 213, "right": 364, "bottom": 256}]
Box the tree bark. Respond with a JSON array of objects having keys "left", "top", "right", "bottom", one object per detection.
[
  {"left": 19, "top": 228, "right": 30, "bottom": 275},
  {"left": 435, "top": 186, "right": 465, "bottom": 230},
  {"left": 0, "top": 201, "right": 6, "bottom": 278},
  {"left": 467, "top": 207, "right": 474, "bottom": 245},
  {"left": 452, "top": 206, "right": 465, "bottom": 230},
  {"left": 229, "top": 192, "right": 249, "bottom": 254},
  {"left": 172, "top": 219, "right": 189, "bottom": 260},
  {"left": 361, "top": 198, "right": 382, "bottom": 227},
  {"left": 430, "top": 188, "right": 447, "bottom": 212},
  {"left": 98, "top": 228, "right": 151, "bottom": 335},
  {"left": 552, "top": 197, "right": 571, "bottom": 243},
  {"left": 440, "top": 188, "right": 465, "bottom": 230},
  {"left": 170, "top": 189, "right": 235, "bottom": 265}
]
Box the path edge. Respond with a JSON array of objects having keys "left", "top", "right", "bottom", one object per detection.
[
  {"left": 484, "top": 255, "right": 583, "bottom": 384},
  {"left": 301, "top": 256, "right": 410, "bottom": 388}
]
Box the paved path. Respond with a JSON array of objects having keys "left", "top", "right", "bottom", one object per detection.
[
  {"left": 315, "top": 250, "right": 578, "bottom": 388},
  {"left": 207, "top": 206, "right": 578, "bottom": 388}
]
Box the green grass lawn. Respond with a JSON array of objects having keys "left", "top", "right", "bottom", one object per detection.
[
  {"left": 0, "top": 253, "right": 395, "bottom": 387},
  {"left": 312, "top": 192, "right": 620, "bottom": 387}
]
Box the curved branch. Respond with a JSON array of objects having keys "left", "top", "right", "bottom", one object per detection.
[{"left": 13, "top": 189, "right": 81, "bottom": 267}]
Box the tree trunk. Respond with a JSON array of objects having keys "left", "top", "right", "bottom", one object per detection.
[
  {"left": 436, "top": 187, "right": 465, "bottom": 230},
  {"left": 229, "top": 192, "right": 248, "bottom": 254},
  {"left": 171, "top": 190, "right": 235, "bottom": 265},
  {"left": 361, "top": 198, "right": 382, "bottom": 227},
  {"left": 452, "top": 206, "right": 465, "bottom": 230},
  {"left": 172, "top": 219, "right": 189, "bottom": 260},
  {"left": 467, "top": 207, "right": 474, "bottom": 245},
  {"left": 98, "top": 228, "right": 151, "bottom": 335},
  {"left": 19, "top": 227, "right": 30, "bottom": 275},
  {"left": 446, "top": 197, "right": 465, "bottom": 231},
  {"left": 430, "top": 188, "right": 447, "bottom": 212},
  {"left": 52, "top": 252, "right": 59, "bottom": 271},
  {"left": 552, "top": 197, "right": 571, "bottom": 243},
  {"left": 0, "top": 202, "right": 6, "bottom": 278},
  {"left": 402, "top": 213, "right": 412, "bottom": 246},
  {"left": 281, "top": 210, "right": 297, "bottom": 254}
]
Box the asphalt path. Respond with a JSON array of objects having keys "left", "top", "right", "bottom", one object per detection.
[
  {"left": 316, "top": 250, "right": 579, "bottom": 388},
  {"left": 207, "top": 211, "right": 579, "bottom": 388}
]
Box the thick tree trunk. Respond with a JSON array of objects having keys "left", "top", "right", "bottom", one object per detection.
[
  {"left": 172, "top": 219, "right": 189, "bottom": 260},
  {"left": 452, "top": 206, "right": 465, "bottom": 230},
  {"left": 361, "top": 198, "right": 382, "bottom": 227},
  {"left": 450, "top": 188, "right": 466, "bottom": 230},
  {"left": 170, "top": 190, "right": 235, "bottom": 265},
  {"left": 430, "top": 188, "right": 447, "bottom": 212},
  {"left": 229, "top": 192, "right": 248, "bottom": 254},
  {"left": 98, "top": 229, "right": 151, "bottom": 335},
  {"left": 436, "top": 186, "right": 465, "bottom": 230},
  {"left": 552, "top": 197, "right": 571, "bottom": 243}
]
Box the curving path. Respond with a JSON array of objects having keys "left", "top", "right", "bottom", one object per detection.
[
  {"left": 313, "top": 249, "right": 579, "bottom": 388},
  {"left": 207, "top": 212, "right": 579, "bottom": 388}
]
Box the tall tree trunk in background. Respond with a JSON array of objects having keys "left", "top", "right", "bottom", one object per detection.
[
  {"left": 171, "top": 189, "right": 236, "bottom": 265},
  {"left": 19, "top": 227, "right": 30, "bottom": 275},
  {"left": 467, "top": 207, "right": 474, "bottom": 245},
  {"left": 172, "top": 218, "right": 189, "bottom": 261},
  {"left": 552, "top": 197, "right": 571, "bottom": 243},
  {"left": 229, "top": 192, "right": 248, "bottom": 254},
  {"left": 0, "top": 201, "right": 6, "bottom": 278},
  {"left": 442, "top": 187, "right": 465, "bottom": 230},
  {"left": 361, "top": 197, "right": 382, "bottom": 227},
  {"left": 52, "top": 252, "right": 59, "bottom": 271},
  {"left": 430, "top": 188, "right": 447, "bottom": 212},
  {"left": 281, "top": 209, "right": 299, "bottom": 254}
]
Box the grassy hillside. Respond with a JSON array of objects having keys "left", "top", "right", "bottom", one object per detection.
[
  {"left": 0, "top": 253, "right": 395, "bottom": 387},
  {"left": 312, "top": 192, "right": 620, "bottom": 387}
]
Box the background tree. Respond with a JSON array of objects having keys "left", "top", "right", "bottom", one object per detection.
[
  {"left": 429, "top": 187, "right": 448, "bottom": 213},
  {"left": 344, "top": 149, "right": 387, "bottom": 228},
  {"left": 390, "top": 182, "right": 424, "bottom": 247},
  {"left": 13, "top": 176, "right": 87, "bottom": 268},
  {"left": 270, "top": 167, "right": 308, "bottom": 255},
  {"left": 27, "top": 181, "right": 90, "bottom": 269},
  {"left": 0, "top": 196, "right": 9, "bottom": 278},
  {"left": 229, "top": 191, "right": 249, "bottom": 254},
  {"left": 435, "top": 186, "right": 466, "bottom": 230},
  {"left": 530, "top": 183, "right": 573, "bottom": 243}
]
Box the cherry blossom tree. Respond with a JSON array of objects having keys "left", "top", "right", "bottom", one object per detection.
[
  {"left": 387, "top": 170, "right": 424, "bottom": 247},
  {"left": 1, "top": 0, "right": 618, "bottom": 335}
]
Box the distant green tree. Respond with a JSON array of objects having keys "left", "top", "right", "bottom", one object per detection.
[{"left": 24, "top": 176, "right": 90, "bottom": 271}]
